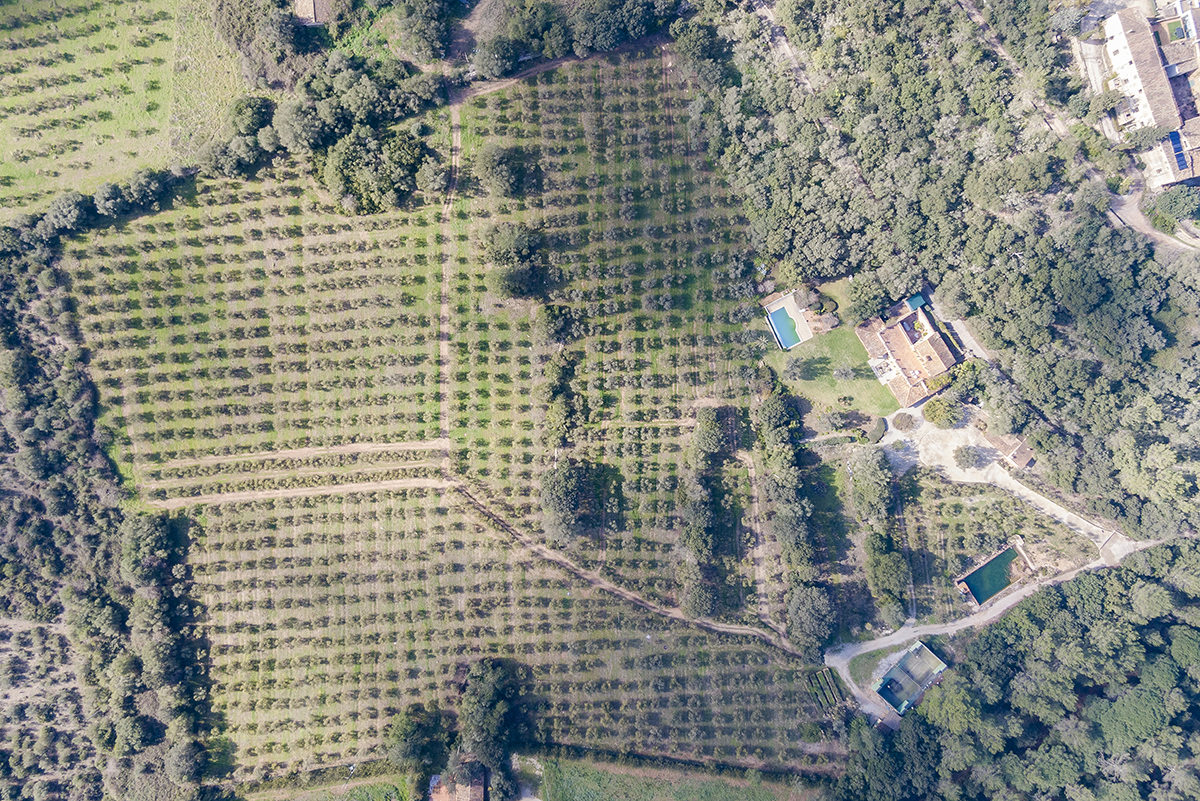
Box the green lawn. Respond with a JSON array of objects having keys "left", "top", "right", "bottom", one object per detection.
[
  {"left": 763, "top": 279, "right": 898, "bottom": 417},
  {"left": 766, "top": 325, "right": 898, "bottom": 417},
  {"left": 263, "top": 781, "right": 411, "bottom": 801},
  {"left": 542, "top": 759, "right": 809, "bottom": 801}
]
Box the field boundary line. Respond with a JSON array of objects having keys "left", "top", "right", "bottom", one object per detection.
[
  {"left": 141, "top": 460, "right": 447, "bottom": 489},
  {"left": 145, "top": 477, "right": 458, "bottom": 509},
  {"left": 150, "top": 439, "right": 452, "bottom": 471},
  {"left": 451, "top": 484, "right": 809, "bottom": 660}
]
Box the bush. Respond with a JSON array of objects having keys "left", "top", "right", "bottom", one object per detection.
[
  {"left": 680, "top": 581, "right": 717, "bottom": 618},
  {"left": 922, "top": 398, "right": 963, "bottom": 429},
  {"left": 540, "top": 463, "right": 587, "bottom": 541},
  {"left": 322, "top": 128, "right": 425, "bottom": 214},
  {"left": 892, "top": 412, "right": 915, "bottom": 432},
  {"left": 953, "top": 445, "right": 986, "bottom": 469},
  {"left": 866, "top": 418, "right": 887, "bottom": 444},
  {"left": 475, "top": 144, "right": 522, "bottom": 197}
]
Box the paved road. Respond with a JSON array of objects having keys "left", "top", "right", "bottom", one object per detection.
[{"left": 824, "top": 558, "right": 1106, "bottom": 722}]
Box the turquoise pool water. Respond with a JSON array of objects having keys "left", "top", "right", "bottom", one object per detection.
[
  {"left": 963, "top": 548, "right": 1018, "bottom": 604},
  {"left": 767, "top": 307, "right": 801, "bottom": 349}
]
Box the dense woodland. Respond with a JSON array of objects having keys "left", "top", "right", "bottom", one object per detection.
[
  {"left": 0, "top": 179, "right": 211, "bottom": 797},
  {"left": 837, "top": 541, "right": 1200, "bottom": 801},
  {"left": 669, "top": 0, "right": 1200, "bottom": 544}
]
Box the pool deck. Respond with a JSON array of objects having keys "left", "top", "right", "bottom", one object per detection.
[{"left": 761, "top": 291, "right": 814, "bottom": 347}]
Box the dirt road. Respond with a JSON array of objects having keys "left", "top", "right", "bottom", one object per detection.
[
  {"left": 453, "top": 484, "right": 810, "bottom": 658},
  {"left": 151, "top": 439, "right": 451, "bottom": 471},
  {"left": 735, "top": 450, "right": 786, "bottom": 635}
]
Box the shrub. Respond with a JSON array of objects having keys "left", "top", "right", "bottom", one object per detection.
[
  {"left": 892, "top": 412, "right": 915, "bottom": 432},
  {"left": 953, "top": 445, "right": 985, "bottom": 469},
  {"left": 922, "top": 398, "right": 962, "bottom": 429},
  {"left": 540, "top": 463, "right": 586, "bottom": 541},
  {"left": 866, "top": 418, "right": 887, "bottom": 444}
]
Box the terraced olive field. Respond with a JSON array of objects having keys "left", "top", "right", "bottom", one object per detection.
[
  {"left": 62, "top": 168, "right": 445, "bottom": 485},
  {"left": 58, "top": 46, "right": 837, "bottom": 782},
  {"left": 194, "top": 488, "right": 832, "bottom": 780},
  {"left": 448, "top": 52, "right": 776, "bottom": 606}
]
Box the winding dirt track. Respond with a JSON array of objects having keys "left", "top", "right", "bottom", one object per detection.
[{"left": 452, "top": 484, "right": 808, "bottom": 658}]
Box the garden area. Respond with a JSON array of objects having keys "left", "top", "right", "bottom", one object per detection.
[{"left": 765, "top": 281, "right": 898, "bottom": 419}]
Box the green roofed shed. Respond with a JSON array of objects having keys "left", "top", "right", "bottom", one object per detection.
[
  {"left": 905, "top": 293, "right": 925, "bottom": 311},
  {"left": 873, "top": 641, "right": 947, "bottom": 715}
]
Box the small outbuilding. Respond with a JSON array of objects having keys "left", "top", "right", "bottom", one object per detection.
[
  {"left": 295, "top": 0, "right": 331, "bottom": 26},
  {"left": 872, "top": 642, "right": 947, "bottom": 716}
]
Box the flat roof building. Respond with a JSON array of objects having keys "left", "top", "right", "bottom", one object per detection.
[
  {"left": 873, "top": 642, "right": 947, "bottom": 716},
  {"left": 295, "top": 0, "right": 331, "bottom": 26}
]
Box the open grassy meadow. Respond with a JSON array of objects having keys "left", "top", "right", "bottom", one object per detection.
[{"left": 542, "top": 758, "right": 817, "bottom": 801}]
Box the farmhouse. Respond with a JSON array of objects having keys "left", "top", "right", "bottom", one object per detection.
[
  {"left": 1100, "top": 4, "right": 1200, "bottom": 185},
  {"left": 855, "top": 299, "right": 956, "bottom": 408},
  {"left": 294, "top": 0, "right": 332, "bottom": 26}
]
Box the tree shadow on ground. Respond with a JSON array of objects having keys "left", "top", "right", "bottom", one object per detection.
[{"left": 784, "top": 355, "right": 832, "bottom": 382}]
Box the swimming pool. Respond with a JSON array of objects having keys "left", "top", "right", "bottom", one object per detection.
[
  {"left": 767, "top": 307, "right": 802, "bottom": 349},
  {"left": 962, "top": 548, "right": 1018, "bottom": 605}
]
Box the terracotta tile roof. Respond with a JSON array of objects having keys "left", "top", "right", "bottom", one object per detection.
[
  {"left": 857, "top": 307, "right": 955, "bottom": 408},
  {"left": 888, "top": 375, "right": 931, "bottom": 408},
  {"left": 914, "top": 332, "right": 955, "bottom": 374},
  {"left": 1114, "top": 8, "right": 1184, "bottom": 130},
  {"left": 856, "top": 318, "right": 889, "bottom": 360}
]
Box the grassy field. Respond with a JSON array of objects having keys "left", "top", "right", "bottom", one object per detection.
[
  {"left": 171, "top": 0, "right": 249, "bottom": 158},
  {"left": 0, "top": 0, "right": 244, "bottom": 219},
  {"left": 766, "top": 281, "right": 898, "bottom": 418},
  {"left": 542, "top": 758, "right": 816, "bottom": 801}
]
